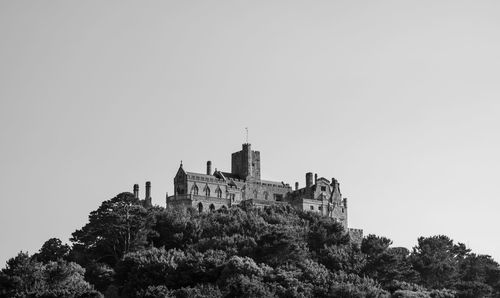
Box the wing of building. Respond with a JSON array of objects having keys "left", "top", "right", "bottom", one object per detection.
[{"left": 165, "top": 143, "right": 363, "bottom": 243}]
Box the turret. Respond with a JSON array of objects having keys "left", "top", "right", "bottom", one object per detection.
[
  {"left": 133, "top": 184, "right": 139, "bottom": 199},
  {"left": 306, "top": 172, "right": 313, "bottom": 188}
]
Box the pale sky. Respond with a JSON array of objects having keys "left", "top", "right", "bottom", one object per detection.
[{"left": 1, "top": 1, "right": 499, "bottom": 266}]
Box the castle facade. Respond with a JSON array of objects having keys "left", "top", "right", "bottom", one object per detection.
[{"left": 165, "top": 143, "right": 362, "bottom": 240}]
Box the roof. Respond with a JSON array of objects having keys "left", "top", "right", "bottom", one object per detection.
[
  {"left": 220, "top": 171, "right": 243, "bottom": 180},
  {"left": 186, "top": 172, "right": 214, "bottom": 179},
  {"left": 260, "top": 179, "right": 288, "bottom": 187}
]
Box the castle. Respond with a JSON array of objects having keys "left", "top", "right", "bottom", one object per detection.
[{"left": 164, "top": 143, "right": 363, "bottom": 241}]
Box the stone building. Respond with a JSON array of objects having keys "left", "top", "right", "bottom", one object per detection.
[
  {"left": 167, "top": 143, "right": 291, "bottom": 212},
  {"left": 165, "top": 143, "right": 363, "bottom": 240}
]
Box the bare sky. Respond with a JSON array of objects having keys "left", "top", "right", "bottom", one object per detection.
[{"left": 1, "top": 1, "right": 499, "bottom": 265}]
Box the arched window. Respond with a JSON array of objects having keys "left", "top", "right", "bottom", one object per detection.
[
  {"left": 253, "top": 190, "right": 258, "bottom": 199},
  {"left": 198, "top": 202, "right": 203, "bottom": 213},
  {"left": 191, "top": 184, "right": 199, "bottom": 195},
  {"left": 221, "top": 205, "right": 227, "bottom": 212},
  {"left": 264, "top": 191, "right": 269, "bottom": 200},
  {"left": 215, "top": 187, "right": 222, "bottom": 198},
  {"left": 204, "top": 185, "right": 210, "bottom": 197},
  {"left": 209, "top": 204, "right": 215, "bottom": 212}
]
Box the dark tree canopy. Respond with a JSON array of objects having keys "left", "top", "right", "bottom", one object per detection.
[
  {"left": 2, "top": 193, "right": 500, "bottom": 298},
  {"left": 33, "top": 238, "right": 70, "bottom": 263},
  {"left": 70, "top": 192, "right": 156, "bottom": 266},
  {"left": 0, "top": 251, "right": 100, "bottom": 298}
]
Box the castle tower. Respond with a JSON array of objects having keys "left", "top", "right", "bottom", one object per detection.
[{"left": 231, "top": 143, "right": 261, "bottom": 180}]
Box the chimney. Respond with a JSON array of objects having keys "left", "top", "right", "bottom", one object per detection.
[
  {"left": 145, "top": 181, "right": 152, "bottom": 207},
  {"left": 145, "top": 181, "right": 151, "bottom": 199},
  {"left": 207, "top": 160, "right": 212, "bottom": 175},
  {"left": 306, "top": 172, "right": 313, "bottom": 188},
  {"left": 314, "top": 173, "right": 318, "bottom": 184},
  {"left": 133, "top": 184, "right": 139, "bottom": 199},
  {"left": 295, "top": 182, "right": 299, "bottom": 190}
]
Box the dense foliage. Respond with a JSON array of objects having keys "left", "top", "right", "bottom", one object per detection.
[{"left": 1, "top": 192, "right": 499, "bottom": 297}]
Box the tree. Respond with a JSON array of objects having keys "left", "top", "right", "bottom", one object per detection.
[
  {"left": 411, "top": 235, "right": 461, "bottom": 288},
  {"left": 71, "top": 192, "right": 156, "bottom": 266},
  {"left": 114, "top": 247, "right": 186, "bottom": 296},
  {"left": 361, "top": 235, "right": 419, "bottom": 285},
  {"left": 84, "top": 262, "right": 115, "bottom": 293},
  {"left": 318, "top": 244, "right": 366, "bottom": 275},
  {"left": 0, "top": 252, "right": 99, "bottom": 298},
  {"left": 455, "top": 253, "right": 500, "bottom": 297},
  {"left": 115, "top": 247, "right": 227, "bottom": 296},
  {"left": 152, "top": 208, "right": 203, "bottom": 250},
  {"left": 33, "top": 238, "right": 70, "bottom": 263},
  {"left": 327, "top": 271, "right": 390, "bottom": 297},
  {"left": 0, "top": 252, "right": 45, "bottom": 296},
  {"left": 306, "top": 215, "right": 349, "bottom": 252},
  {"left": 255, "top": 226, "right": 309, "bottom": 266},
  {"left": 361, "top": 234, "right": 392, "bottom": 256}
]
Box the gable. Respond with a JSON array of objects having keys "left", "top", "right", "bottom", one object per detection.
[{"left": 174, "top": 165, "right": 187, "bottom": 183}]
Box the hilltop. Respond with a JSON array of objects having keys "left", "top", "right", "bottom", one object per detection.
[{"left": 1, "top": 192, "right": 499, "bottom": 298}]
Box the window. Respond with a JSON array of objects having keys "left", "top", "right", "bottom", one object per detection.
[
  {"left": 209, "top": 204, "right": 215, "bottom": 212},
  {"left": 253, "top": 190, "right": 258, "bottom": 199},
  {"left": 321, "top": 186, "right": 326, "bottom": 191},
  {"left": 319, "top": 206, "right": 323, "bottom": 211},
  {"left": 176, "top": 186, "right": 184, "bottom": 195},
  {"left": 198, "top": 202, "right": 203, "bottom": 213},
  {"left": 264, "top": 191, "right": 269, "bottom": 200},
  {"left": 204, "top": 185, "right": 210, "bottom": 197},
  {"left": 310, "top": 206, "right": 314, "bottom": 210},
  {"left": 192, "top": 185, "right": 199, "bottom": 195},
  {"left": 216, "top": 187, "right": 222, "bottom": 198}
]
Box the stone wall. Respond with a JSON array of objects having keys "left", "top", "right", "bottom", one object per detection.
[
  {"left": 166, "top": 194, "right": 231, "bottom": 211},
  {"left": 243, "top": 180, "right": 291, "bottom": 201}
]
